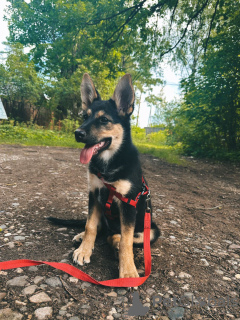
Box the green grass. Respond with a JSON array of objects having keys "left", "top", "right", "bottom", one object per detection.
[
  {"left": 0, "top": 124, "right": 84, "bottom": 149},
  {"left": 0, "top": 123, "right": 185, "bottom": 165},
  {"left": 135, "top": 142, "right": 185, "bottom": 165}
]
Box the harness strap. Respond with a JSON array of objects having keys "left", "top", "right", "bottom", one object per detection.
[{"left": 97, "top": 173, "right": 150, "bottom": 219}]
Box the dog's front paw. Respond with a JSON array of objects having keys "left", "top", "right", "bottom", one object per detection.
[
  {"left": 73, "top": 242, "right": 94, "bottom": 266},
  {"left": 72, "top": 231, "right": 85, "bottom": 243},
  {"left": 119, "top": 263, "right": 139, "bottom": 278}
]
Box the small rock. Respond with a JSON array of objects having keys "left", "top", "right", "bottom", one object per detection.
[
  {"left": 168, "top": 307, "right": 185, "bottom": 320},
  {"left": 222, "top": 276, "right": 231, "bottom": 281},
  {"left": 29, "top": 292, "right": 51, "bottom": 303},
  {"left": 107, "top": 292, "right": 117, "bottom": 297},
  {"left": 25, "top": 242, "right": 34, "bottom": 246},
  {"left": 215, "top": 269, "right": 224, "bottom": 275},
  {"left": 169, "top": 271, "right": 175, "bottom": 277},
  {"left": 0, "top": 308, "right": 23, "bottom": 319},
  {"left": 34, "top": 307, "right": 53, "bottom": 320},
  {"left": 33, "top": 276, "right": 44, "bottom": 284},
  {"left": 16, "top": 268, "right": 24, "bottom": 274},
  {"left": 56, "top": 228, "right": 67, "bottom": 232},
  {"left": 192, "top": 315, "right": 203, "bottom": 320},
  {"left": 106, "top": 316, "right": 114, "bottom": 320},
  {"left": 109, "top": 308, "right": 117, "bottom": 315},
  {"left": 69, "top": 317, "right": 80, "bottom": 320},
  {"left": 28, "top": 266, "right": 38, "bottom": 272},
  {"left": 229, "top": 244, "right": 240, "bottom": 250},
  {"left": 146, "top": 288, "right": 156, "bottom": 296},
  {"left": 0, "top": 225, "right": 7, "bottom": 230},
  {"left": 15, "top": 300, "right": 26, "bottom": 306},
  {"left": 200, "top": 258, "right": 209, "bottom": 266},
  {"left": 68, "top": 277, "right": 78, "bottom": 284},
  {"left": 14, "top": 236, "right": 25, "bottom": 241},
  {"left": 7, "top": 242, "right": 15, "bottom": 249},
  {"left": 181, "top": 284, "right": 189, "bottom": 290},
  {"left": 183, "top": 292, "right": 194, "bottom": 301},
  {"left": 22, "top": 285, "right": 38, "bottom": 295},
  {"left": 81, "top": 282, "right": 92, "bottom": 289},
  {"left": 235, "top": 274, "right": 240, "bottom": 279},
  {"left": 178, "top": 272, "right": 192, "bottom": 279},
  {"left": 117, "top": 289, "right": 127, "bottom": 295},
  {"left": 45, "top": 277, "right": 62, "bottom": 287},
  {"left": 12, "top": 203, "right": 20, "bottom": 207},
  {"left": 6, "top": 276, "right": 28, "bottom": 287},
  {"left": 113, "top": 314, "right": 121, "bottom": 319},
  {"left": 205, "top": 246, "right": 212, "bottom": 250}
]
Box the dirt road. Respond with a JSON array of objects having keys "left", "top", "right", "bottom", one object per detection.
[{"left": 0, "top": 144, "right": 240, "bottom": 319}]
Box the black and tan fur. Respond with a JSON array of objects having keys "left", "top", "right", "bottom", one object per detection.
[{"left": 48, "top": 73, "right": 160, "bottom": 278}]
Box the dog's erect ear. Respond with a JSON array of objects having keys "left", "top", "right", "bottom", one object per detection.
[
  {"left": 81, "top": 73, "right": 101, "bottom": 110},
  {"left": 112, "top": 74, "right": 135, "bottom": 116}
]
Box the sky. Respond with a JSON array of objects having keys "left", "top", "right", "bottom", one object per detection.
[{"left": 0, "top": 0, "right": 180, "bottom": 127}]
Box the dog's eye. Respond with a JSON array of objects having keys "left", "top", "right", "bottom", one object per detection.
[
  {"left": 83, "top": 114, "right": 88, "bottom": 121},
  {"left": 100, "top": 117, "right": 109, "bottom": 124}
]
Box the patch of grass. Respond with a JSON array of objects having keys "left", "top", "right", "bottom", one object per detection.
[
  {"left": 134, "top": 142, "right": 186, "bottom": 165},
  {"left": 0, "top": 124, "right": 84, "bottom": 149},
  {"left": 0, "top": 123, "right": 185, "bottom": 165}
]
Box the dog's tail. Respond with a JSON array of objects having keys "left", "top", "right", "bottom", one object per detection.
[
  {"left": 47, "top": 217, "right": 86, "bottom": 228},
  {"left": 133, "top": 221, "right": 160, "bottom": 248}
]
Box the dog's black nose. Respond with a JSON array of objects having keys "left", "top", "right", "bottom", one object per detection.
[{"left": 75, "top": 129, "right": 86, "bottom": 142}]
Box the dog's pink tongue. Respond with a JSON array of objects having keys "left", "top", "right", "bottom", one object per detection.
[{"left": 80, "top": 145, "right": 95, "bottom": 164}]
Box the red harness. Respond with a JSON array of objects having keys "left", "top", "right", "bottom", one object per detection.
[
  {"left": 0, "top": 175, "right": 152, "bottom": 287},
  {"left": 97, "top": 172, "right": 150, "bottom": 220}
]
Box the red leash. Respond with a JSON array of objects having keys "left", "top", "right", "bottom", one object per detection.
[
  {"left": 0, "top": 211, "right": 151, "bottom": 287},
  {"left": 0, "top": 174, "right": 152, "bottom": 287}
]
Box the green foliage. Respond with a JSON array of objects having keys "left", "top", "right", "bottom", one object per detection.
[
  {"left": 0, "top": 122, "right": 83, "bottom": 148},
  {"left": 2, "top": 0, "right": 239, "bottom": 163},
  {"left": 60, "top": 119, "right": 81, "bottom": 133},
  {"left": 165, "top": 0, "right": 240, "bottom": 162},
  {"left": 0, "top": 123, "right": 184, "bottom": 165},
  {"left": 0, "top": 44, "right": 46, "bottom": 122}
]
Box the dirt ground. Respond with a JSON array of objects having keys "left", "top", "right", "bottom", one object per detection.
[{"left": 0, "top": 144, "right": 240, "bottom": 320}]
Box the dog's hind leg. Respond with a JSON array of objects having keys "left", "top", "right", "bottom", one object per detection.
[{"left": 107, "top": 234, "right": 121, "bottom": 258}]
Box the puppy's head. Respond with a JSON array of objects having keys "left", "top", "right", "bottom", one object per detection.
[{"left": 75, "top": 73, "right": 135, "bottom": 164}]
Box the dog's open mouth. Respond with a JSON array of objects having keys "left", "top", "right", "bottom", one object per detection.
[{"left": 80, "top": 138, "right": 111, "bottom": 164}]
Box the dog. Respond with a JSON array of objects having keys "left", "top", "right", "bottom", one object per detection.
[{"left": 49, "top": 73, "right": 160, "bottom": 278}]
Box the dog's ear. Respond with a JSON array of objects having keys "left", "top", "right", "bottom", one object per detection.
[
  {"left": 112, "top": 74, "right": 135, "bottom": 116},
  {"left": 81, "top": 73, "right": 101, "bottom": 110}
]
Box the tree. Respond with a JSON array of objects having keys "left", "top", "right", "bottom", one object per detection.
[
  {"left": 171, "top": 2, "right": 240, "bottom": 158},
  {"left": 0, "top": 44, "right": 47, "bottom": 123}
]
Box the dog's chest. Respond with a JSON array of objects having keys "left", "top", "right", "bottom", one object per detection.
[{"left": 88, "top": 172, "right": 132, "bottom": 210}]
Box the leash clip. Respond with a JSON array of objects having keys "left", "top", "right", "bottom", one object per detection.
[{"left": 146, "top": 191, "right": 151, "bottom": 213}]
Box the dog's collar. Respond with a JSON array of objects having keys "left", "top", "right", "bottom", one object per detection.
[{"left": 97, "top": 172, "right": 150, "bottom": 220}]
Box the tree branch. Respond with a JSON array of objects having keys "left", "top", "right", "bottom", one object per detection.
[
  {"left": 169, "top": 0, "right": 179, "bottom": 32},
  {"left": 85, "top": 0, "right": 147, "bottom": 26},
  {"left": 160, "top": 0, "right": 210, "bottom": 58},
  {"left": 204, "top": 0, "right": 220, "bottom": 54}
]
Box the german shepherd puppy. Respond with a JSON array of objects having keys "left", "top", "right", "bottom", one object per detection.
[{"left": 49, "top": 73, "right": 160, "bottom": 278}]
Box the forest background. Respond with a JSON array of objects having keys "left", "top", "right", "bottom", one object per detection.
[{"left": 0, "top": 0, "right": 239, "bottom": 162}]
